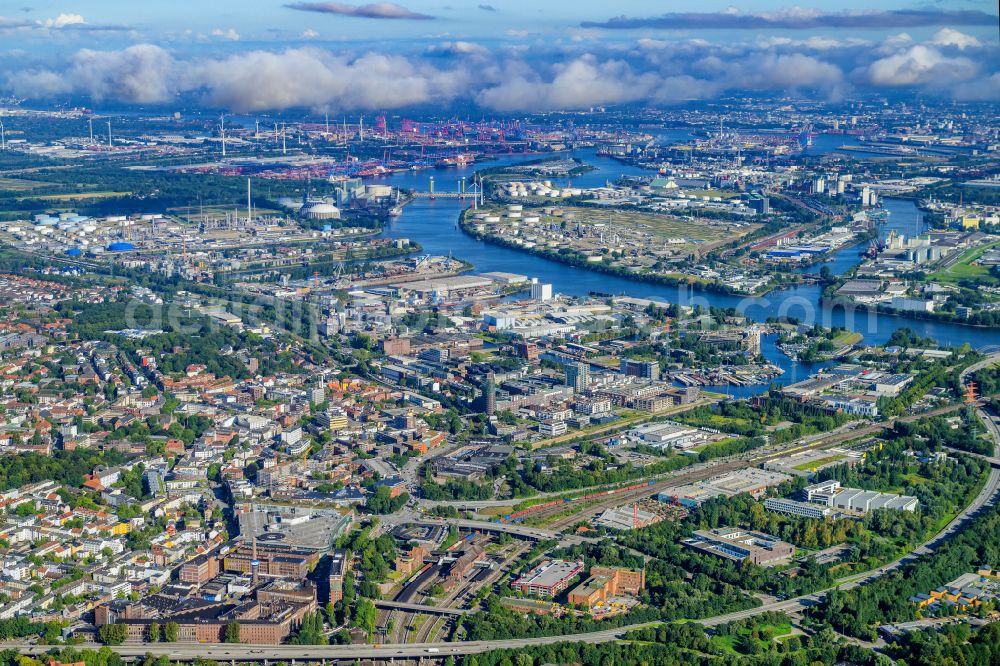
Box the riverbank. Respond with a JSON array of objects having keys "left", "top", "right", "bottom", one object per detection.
[
  {"left": 458, "top": 208, "right": 801, "bottom": 297},
  {"left": 373, "top": 156, "right": 1000, "bottom": 351}
]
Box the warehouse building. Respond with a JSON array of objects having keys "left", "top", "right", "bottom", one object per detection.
[
  {"left": 763, "top": 497, "right": 832, "bottom": 519},
  {"left": 512, "top": 559, "right": 584, "bottom": 598},
  {"left": 804, "top": 480, "right": 918, "bottom": 513},
  {"left": 684, "top": 528, "right": 794, "bottom": 566}
]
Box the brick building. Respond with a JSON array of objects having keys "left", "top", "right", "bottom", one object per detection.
[{"left": 567, "top": 566, "right": 645, "bottom": 609}]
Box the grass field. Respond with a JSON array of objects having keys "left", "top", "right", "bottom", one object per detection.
[
  {"left": 832, "top": 331, "right": 863, "bottom": 347},
  {"left": 710, "top": 620, "right": 793, "bottom": 655},
  {"left": 29, "top": 191, "right": 132, "bottom": 201},
  {"left": 477, "top": 506, "right": 514, "bottom": 518},
  {"left": 0, "top": 177, "right": 54, "bottom": 191},
  {"left": 929, "top": 240, "right": 1000, "bottom": 286},
  {"left": 569, "top": 206, "right": 731, "bottom": 242},
  {"left": 792, "top": 455, "right": 844, "bottom": 472}
]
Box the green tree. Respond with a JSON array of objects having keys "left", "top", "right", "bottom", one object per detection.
[
  {"left": 98, "top": 624, "right": 127, "bottom": 646},
  {"left": 354, "top": 599, "right": 377, "bottom": 640},
  {"left": 223, "top": 622, "right": 240, "bottom": 643},
  {"left": 147, "top": 623, "right": 161, "bottom": 643},
  {"left": 163, "top": 621, "right": 178, "bottom": 643}
]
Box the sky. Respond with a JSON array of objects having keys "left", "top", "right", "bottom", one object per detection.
[{"left": 1, "top": 1, "right": 998, "bottom": 112}]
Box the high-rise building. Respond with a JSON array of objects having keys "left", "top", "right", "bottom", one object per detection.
[
  {"left": 329, "top": 549, "right": 347, "bottom": 603},
  {"left": 620, "top": 359, "right": 660, "bottom": 381},
  {"left": 746, "top": 193, "right": 769, "bottom": 215},
  {"left": 565, "top": 362, "right": 590, "bottom": 393},
  {"left": 483, "top": 373, "right": 496, "bottom": 415},
  {"left": 861, "top": 186, "right": 876, "bottom": 208},
  {"left": 530, "top": 278, "right": 552, "bottom": 301}
]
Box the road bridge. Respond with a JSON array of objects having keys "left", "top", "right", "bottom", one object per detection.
[
  {"left": 373, "top": 599, "right": 468, "bottom": 616},
  {"left": 6, "top": 419, "right": 997, "bottom": 663},
  {"left": 411, "top": 191, "right": 477, "bottom": 199},
  {"left": 409, "top": 518, "right": 595, "bottom": 544},
  {"left": 942, "top": 445, "right": 1000, "bottom": 468}
]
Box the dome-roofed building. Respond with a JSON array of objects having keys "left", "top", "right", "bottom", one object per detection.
[{"left": 305, "top": 203, "right": 341, "bottom": 220}]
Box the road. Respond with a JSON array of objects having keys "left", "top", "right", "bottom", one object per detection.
[
  {"left": 702, "top": 406, "right": 1000, "bottom": 624},
  {"left": 960, "top": 351, "right": 1000, "bottom": 383},
  {"left": 4, "top": 624, "right": 664, "bottom": 660},
  {"left": 17, "top": 413, "right": 992, "bottom": 663},
  {"left": 408, "top": 516, "right": 595, "bottom": 544},
  {"left": 529, "top": 405, "right": 963, "bottom": 531},
  {"left": 6, "top": 407, "right": 994, "bottom": 661}
]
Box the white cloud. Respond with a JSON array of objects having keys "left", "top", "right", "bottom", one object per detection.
[
  {"left": 930, "top": 28, "right": 982, "bottom": 50},
  {"left": 211, "top": 28, "right": 241, "bottom": 41},
  {"left": 43, "top": 14, "right": 86, "bottom": 29},
  {"left": 3, "top": 34, "right": 996, "bottom": 112},
  {"left": 10, "top": 44, "right": 176, "bottom": 103},
  {"left": 478, "top": 56, "right": 660, "bottom": 111},
  {"left": 864, "top": 45, "right": 977, "bottom": 86},
  {"left": 302, "top": 29, "right": 320, "bottom": 38},
  {"left": 426, "top": 41, "right": 489, "bottom": 57},
  {"left": 953, "top": 73, "right": 1000, "bottom": 101}
]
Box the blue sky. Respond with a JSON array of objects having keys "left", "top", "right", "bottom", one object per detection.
[
  {"left": 5, "top": 1, "right": 998, "bottom": 48},
  {"left": 1, "top": 1, "right": 998, "bottom": 111}
]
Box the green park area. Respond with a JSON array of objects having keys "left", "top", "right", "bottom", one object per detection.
[{"left": 929, "top": 239, "right": 1000, "bottom": 287}]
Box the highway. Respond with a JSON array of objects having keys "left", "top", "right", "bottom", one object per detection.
[
  {"left": 11, "top": 416, "right": 991, "bottom": 663},
  {"left": 48, "top": 404, "right": 997, "bottom": 662},
  {"left": 960, "top": 351, "right": 1000, "bottom": 383},
  {"left": 5, "top": 406, "right": 995, "bottom": 661},
  {"left": 3, "top": 624, "right": 664, "bottom": 660}
]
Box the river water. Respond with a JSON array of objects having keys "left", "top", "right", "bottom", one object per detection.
[{"left": 364, "top": 145, "right": 994, "bottom": 393}]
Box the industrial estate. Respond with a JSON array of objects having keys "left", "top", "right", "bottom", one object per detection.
[{"left": 0, "top": 3, "right": 998, "bottom": 666}]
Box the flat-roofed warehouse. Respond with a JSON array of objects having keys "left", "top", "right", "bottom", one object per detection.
[
  {"left": 512, "top": 559, "right": 584, "bottom": 598},
  {"left": 480, "top": 271, "right": 528, "bottom": 285},
  {"left": 391, "top": 275, "right": 494, "bottom": 296},
  {"left": 684, "top": 528, "right": 794, "bottom": 566},
  {"left": 804, "top": 480, "right": 918, "bottom": 514}
]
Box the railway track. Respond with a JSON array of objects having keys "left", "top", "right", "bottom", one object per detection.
[{"left": 534, "top": 403, "right": 966, "bottom": 531}]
